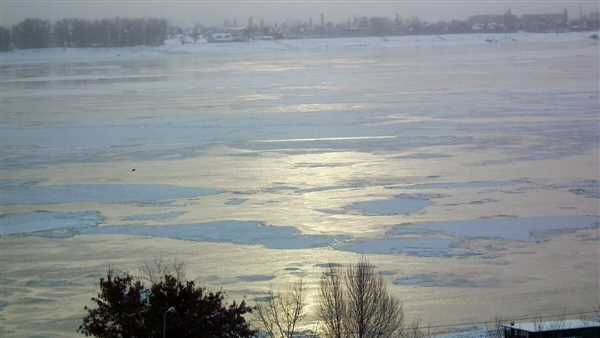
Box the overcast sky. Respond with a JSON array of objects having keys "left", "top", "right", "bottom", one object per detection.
[{"left": 1, "top": 0, "right": 599, "bottom": 26}]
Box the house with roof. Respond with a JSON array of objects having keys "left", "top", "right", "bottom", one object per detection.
[{"left": 502, "top": 319, "right": 600, "bottom": 338}]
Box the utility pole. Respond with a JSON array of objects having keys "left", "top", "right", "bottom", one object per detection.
[{"left": 163, "top": 307, "right": 176, "bottom": 338}]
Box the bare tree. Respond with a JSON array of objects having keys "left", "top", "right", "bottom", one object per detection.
[
  {"left": 344, "top": 258, "right": 404, "bottom": 338},
  {"left": 307, "top": 322, "right": 322, "bottom": 338},
  {"left": 318, "top": 258, "right": 405, "bottom": 338},
  {"left": 255, "top": 290, "right": 278, "bottom": 338},
  {"left": 593, "top": 303, "right": 600, "bottom": 322},
  {"left": 137, "top": 258, "right": 186, "bottom": 284},
  {"left": 545, "top": 312, "right": 567, "bottom": 331},
  {"left": 484, "top": 317, "right": 505, "bottom": 338},
  {"left": 402, "top": 319, "right": 430, "bottom": 338},
  {"left": 532, "top": 314, "right": 544, "bottom": 332},
  {"left": 578, "top": 303, "right": 600, "bottom": 322},
  {"left": 319, "top": 263, "right": 346, "bottom": 338},
  {"left": 255, "top": 279, "right": 307, "bottom": 338}
]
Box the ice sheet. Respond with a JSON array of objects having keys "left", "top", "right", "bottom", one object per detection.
[
  {"left": 0, "top": 211, "right": 102, "bottom": 236},
  {"left": 0, "top": 183, "right": 222, "bottom": 205},
  {"left": 389, "top": 216, "right": 600, "bottom": 242},
  {"left": 0, "top": 32, "right": 599, "bottom": 337},
  {"left": 85, "top": 221, "right": 350, "bottom": 250}
]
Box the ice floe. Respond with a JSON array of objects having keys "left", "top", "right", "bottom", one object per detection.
[
  {"left": 123, "top": 211, "right": 186, "bottom": 222},
  {"left": 550, "top": 180, "right": 600, "bottom": 199},
  {"left": 393, "top": 273, "right": 500, "bottom": 288},
  {"left": 0, "top": 183, "right": 222, "bottom": 205},
  {"left": 3, "top": 211, "right": 597, "bottom": 257},
  {"left": 0, "top": 210, "right": 103, "bottom": 236},
  {"left": 236, "top": 274, "right": 275, "bottom": 282},
  {"left": 348, "top": 195, "right": 432, "bottom": 216},
  {"left": 337, "top": 238, "right": 467, "bottom": 257},
  {"left": 84, "top": 221, "right": 350, "bottom": 250},
  {"left": 335, "top": 215, "right": 599, "bottom": 257},
  {"left": 389, "top": 215, "right": 600, "bottom": 242}
]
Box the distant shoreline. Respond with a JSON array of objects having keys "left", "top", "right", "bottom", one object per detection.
[{"left": 0, "top": 30, "right": 598, "bottom": 56}]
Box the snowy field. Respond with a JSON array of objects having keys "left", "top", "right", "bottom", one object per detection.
[{"left": 0, "top": 32, "right": 599, "bottom": 337}]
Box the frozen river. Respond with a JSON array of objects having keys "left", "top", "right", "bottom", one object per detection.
[{"left": 0, "top": 32, "right": 599, "bottom": 337}]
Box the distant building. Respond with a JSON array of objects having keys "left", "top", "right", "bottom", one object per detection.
[
  {"left": 573, "top": 11, "right": 600, "bottom": 31},
  {"left": 206, "top": 26, "right": 249, "bottom": 43},
  {"left": 503, "top": 319, "right": 600, "bottom": 338},
  {"left": 504, "top": 9, "right": 518, "bottom": 32},
  {"left": 521, "top": 10, "right": 568, "bottom": 32},
  {"left": 467, "top": 14, "right": 506, "bottom": 32}
]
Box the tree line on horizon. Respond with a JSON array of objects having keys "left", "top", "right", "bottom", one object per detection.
[
  {"left": 0, "top": 17, "right": 168, "bottom": 51},
  {"left": 79, "top": 258, "right": 428, "bottom": 338}
]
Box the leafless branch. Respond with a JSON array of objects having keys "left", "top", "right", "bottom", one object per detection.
[
  {"left": 317, "top": 258, "right": 406, "bottom": 338},
  {"left": 137, "top": 258, "right": 186, "bottom": 284},
  {"left": 255, "top": 279, "right": 307, "bottom": 338}
]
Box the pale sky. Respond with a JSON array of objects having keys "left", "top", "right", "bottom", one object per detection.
[{"left": 1, "top": 0, "right": 598, "bottom": 27}]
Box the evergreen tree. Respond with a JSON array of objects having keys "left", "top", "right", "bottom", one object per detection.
[{"left": 79, "top": 271, "right": 255, "bottom": 338}]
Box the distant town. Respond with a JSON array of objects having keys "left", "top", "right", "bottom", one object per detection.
[
  {"left": 1, "top": 8, "right": 599, "bottom": 50},
  {"left": 183, "top": 9, "right": 600, "bottom": 43}
]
